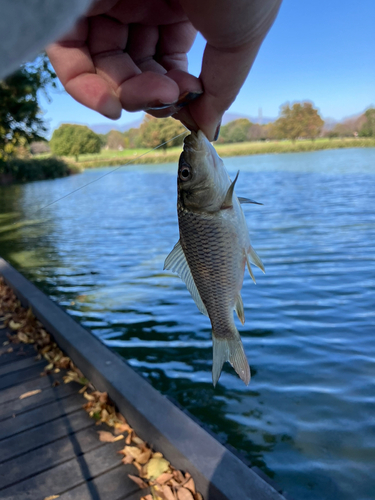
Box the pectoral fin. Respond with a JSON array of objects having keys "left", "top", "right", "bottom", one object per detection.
[
  {"left": 221, "top": 171, "right": 239, "bottom": 209},
  {"left": 164, "top": 240, "right": 208, "bottom": 317},
  {"left": 235, "top": 293, "right": 245, "bottom": 325}
]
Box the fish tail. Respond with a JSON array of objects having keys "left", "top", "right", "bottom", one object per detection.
[{"left": 212, "top": 329, "right": 250, "bottom": 387}]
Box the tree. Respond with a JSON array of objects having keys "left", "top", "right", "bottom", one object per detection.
[
  {"left": 138, "top": 115, "right": 186, "bottom": 149},
  {"left": 50, "top": 124, "right": 101, "bottom": 161},
  {"left": 219, "top": 119, "right": 253, "bottom": 143},
  {"left": 272, "top": 102, "right": 324, "bottom": 140},
  {"left": 0, "top": 54, "right": 56, "bottom": 159},
  {"left": 359, "top": 108, "right": 375, "bottom": 137},
  {"left": 106, "top": 130, "right": 125, "bottom": 150}
]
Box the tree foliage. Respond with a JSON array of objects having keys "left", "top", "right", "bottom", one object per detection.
[
  {"left": 0, "top": 54, "right": 56, "bottom": 159},
  {"left": 50, "top": 124, "right": 101, "bottom": 160},
  {"left": 359, "top": 108, "right": 375, "bottom": 137},
  {"left": 106, "top": 130, "right": 125, "bottom": 150},
  {"left": 219, "top": 119, "right": 252, "bottom": 143},
  {"left": 272, "top": 102, "right": 324, "bottom": 140},
  {"left": 138, "top": 115, "right": 186, "bottom": 149}
]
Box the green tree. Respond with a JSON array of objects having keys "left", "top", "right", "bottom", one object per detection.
[
  {"left": 0, "top": 54, "right": 56, "bottom": 159},
  {"left": 138, "top": 115, "right": 186, "bottom": 149},
  {"left": 359, "top": 108, "right": 375, "bottom": 137},
  {"left": 272, "top": 102, "right": 324, "bottom": 140},
  {"left": 219, "top": 119, "right": 253, "bottom": 143},
  {"left": 50, "top": 124, "right": 101, "bottom": 161}
]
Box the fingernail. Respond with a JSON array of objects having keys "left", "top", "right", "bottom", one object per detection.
[
  {"left": 175, "top": 91, "right": 203, "bottom": 109},
  {"left": 213, "top": 122, "right": 221, "bottom": 142},
  {"left": 145, "top": 99, "right": 177, "bottom": 111},
  {"left": 101, "top": 95, "right": 122, "bottom": 119}
]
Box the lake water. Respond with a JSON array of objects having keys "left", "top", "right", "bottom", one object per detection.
[{"left": 1, "top": 147, "right": 374, "bottom": 500}]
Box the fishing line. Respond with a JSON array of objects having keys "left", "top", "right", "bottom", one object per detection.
[{"left": 23, "top": 131, "right": 188, "bottom": 219}]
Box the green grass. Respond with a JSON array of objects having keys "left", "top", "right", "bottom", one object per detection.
[{"left": 40, "top": 137, "right": 375, "bottom": 170}]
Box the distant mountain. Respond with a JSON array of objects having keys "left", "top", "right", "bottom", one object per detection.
[
  {"left": 222, "top": 112, "right": 275, "bottom": 125},
  {"left": 89, "top": 117, "right": 144, "bottom": 135}
]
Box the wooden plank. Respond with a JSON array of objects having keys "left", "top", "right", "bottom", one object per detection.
[
  {"left": 0, "top": 392, "right": 83, "bottom": 440},
  {"left": 0, "top": 440, "right": 125, "bottom": 500},
  {"left": 0, "top": 426, "right": 110, "bottom": 490},
  {"left": 0, "top": 409, "right": 94, "bottom": 463},
  {"left": 0, "top": 379, "right": 80, "bottom": 422},
  {"left": 0, "top": 371, "right": 65, "bottom": 405},
  {"left": 0, "top": 343, "right": 36, "bottom": 366},
  {"left": 0, "top": 360, "right": 46, "bottom": 391},
  {"left": 0, "top": 355, "right": 43, "bottom": 377},
  {"left": 57, "top": 465, "right": 144, "bottom": 500}
]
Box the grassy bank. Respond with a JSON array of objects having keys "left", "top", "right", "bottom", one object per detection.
[
  {"left": 0, "top": 157, "right": 80, "bottom": 184},
  {"left": 63, "top": 137, "right": 375, "bottom": 169}
]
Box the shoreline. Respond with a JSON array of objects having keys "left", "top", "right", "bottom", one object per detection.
[{"left": 67, "top": 137, "right": 375, "bottom": 169}]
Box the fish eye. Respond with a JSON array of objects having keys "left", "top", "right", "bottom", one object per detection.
[{"left": 179, "top": 165, "right": 192, "bottom": 181}]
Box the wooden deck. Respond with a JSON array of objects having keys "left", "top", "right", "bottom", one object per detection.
[{"left": 0, "top": 326, "right": 145, "bottom": 500}]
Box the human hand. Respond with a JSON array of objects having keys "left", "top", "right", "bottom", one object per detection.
[{"left": 46, "top": 0, "right": 281, "bottom": 141}]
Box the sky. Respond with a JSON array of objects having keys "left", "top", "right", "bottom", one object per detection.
[{"left": 40, "top": 0, "right": 375, "bottom": 135}]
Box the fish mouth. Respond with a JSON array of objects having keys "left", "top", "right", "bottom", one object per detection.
[{"left": 183, "top": 130, "right": 209, "bottom": 153}]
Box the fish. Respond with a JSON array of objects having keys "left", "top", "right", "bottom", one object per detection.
[{"left": 164, "top": 130, "right": 265, "bottom": 386}]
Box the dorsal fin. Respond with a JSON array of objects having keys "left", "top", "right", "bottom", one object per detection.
[{"left": 221, "top": 171, "right": 239, "bottom": 209}]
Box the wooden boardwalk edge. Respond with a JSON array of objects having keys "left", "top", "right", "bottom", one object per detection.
[{"left": 0, "top": 257, "right": 287, "bottom": 500}]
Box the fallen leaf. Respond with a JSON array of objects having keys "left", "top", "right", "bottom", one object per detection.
[
  {"left": 19, "top": 389, "right": 42, "bottom": 400},
  {"left": 17, "top": 331, "right": 30, "bottom": 343},
  {"left": 128, "top": 474, "right": 148, "bottom": 489},
  {"left": 193, "top": 494, "right": 203, "bottom": 500},
  {"left": 124, "top": 446, "right": 142, "bottom": 460},
  {"left": 141, "top": 495, "right": 153, "bottom": 500},
  {"left": 183, "top": 478, "right": 196, "bottom": 494},
  {"left": 137, "top": 448, "right": 152, "bottom": 465},
  {"left": 9, "top": 320, "right": 23, "bottom": 330},
  {"left": 145, "top": 457, "right": 171, "bottom": 480},
  {"left": 156, "top": 473, "right": 174, "bottom": 485},
  {"left": 83, "top": 391, "right": 95, "bottom": 401},
  {"left": 177, "top": 488, "right": 195, "bottom": 500},
  {"left": 132, "top": 436, "right": 145, "bottom": 446},
  {"left": 97, "top": 431, "right": 124, "bottom": 442},
  {"left": 155, "top": 484, "right": 175, "bottom": 500},
  {"left": 173, "top": 470, "right": 185, "bottom": 484},
  {"left": 44, "top": 496, "right": 59, "bottom": 500}
]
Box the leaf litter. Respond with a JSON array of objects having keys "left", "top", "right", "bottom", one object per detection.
[{"left": 0, "top": 277, "right": 203, "bottom": 500}]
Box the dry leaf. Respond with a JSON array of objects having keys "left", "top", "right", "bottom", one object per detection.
[
  {"left": 132, "top": 436, "right": 145, "bottom": 446},
  {"left": 19, "top": 389, "right": 42, "bottom": 400},
  {"left": 156, "top": 473, "right": 174, "bottom": 485},
  {"left": 173, "top": 470, "right": 185, "bottom": 483},
  {"left": 98, "top": 431, "right": 120, "bottom": 442},
  {"left": 145, "top": 457, "right": 171, "bottom": 480},
  {"left": 141, "top": 496, "right": 153, "bottom": 500},
  {"left": 183, "top": 478, "right": 196, "bottom": 494},
  {"left": 44, "top": 496, "right": 59, "bottom": 500},
  {"left": 17, "top": 331, "right": 30, "bottom": 343},
  {"left": 128, "top": 474, "right": 148, "bottom": 489},
  {"left": 83, "top": 391, "right": 95, "bottom": 401},
  {"left": 137, "top": 448, "right": 152, "bottom": 465},
  {"left": 9, "top": 320, "right": 22, "bottom": 330},
  {"left": 193, "top": 494, "right": 203, "bottom": 500},
  {"left": 177, "top": 488, "right": 195, "bottom": 500},
  {"left": 156, "top": 484, "right": 175, "bottom": 500}
]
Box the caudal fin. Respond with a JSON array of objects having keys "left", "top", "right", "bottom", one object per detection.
[{"left": 212, "top": 330, "right": 251, "bottom": 386}]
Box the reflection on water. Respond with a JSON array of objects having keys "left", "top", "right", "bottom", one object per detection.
[{"left": 1, "top": 148, "right": 375, "bottom": 500}]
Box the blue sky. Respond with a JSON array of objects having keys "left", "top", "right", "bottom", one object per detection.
[{"left": 40, "top": 0, "right": 375, "bottom": 135}]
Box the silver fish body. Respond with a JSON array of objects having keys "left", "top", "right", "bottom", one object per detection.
[{"left": 164, "top": 131, "right": 264, "bottom": 386}]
